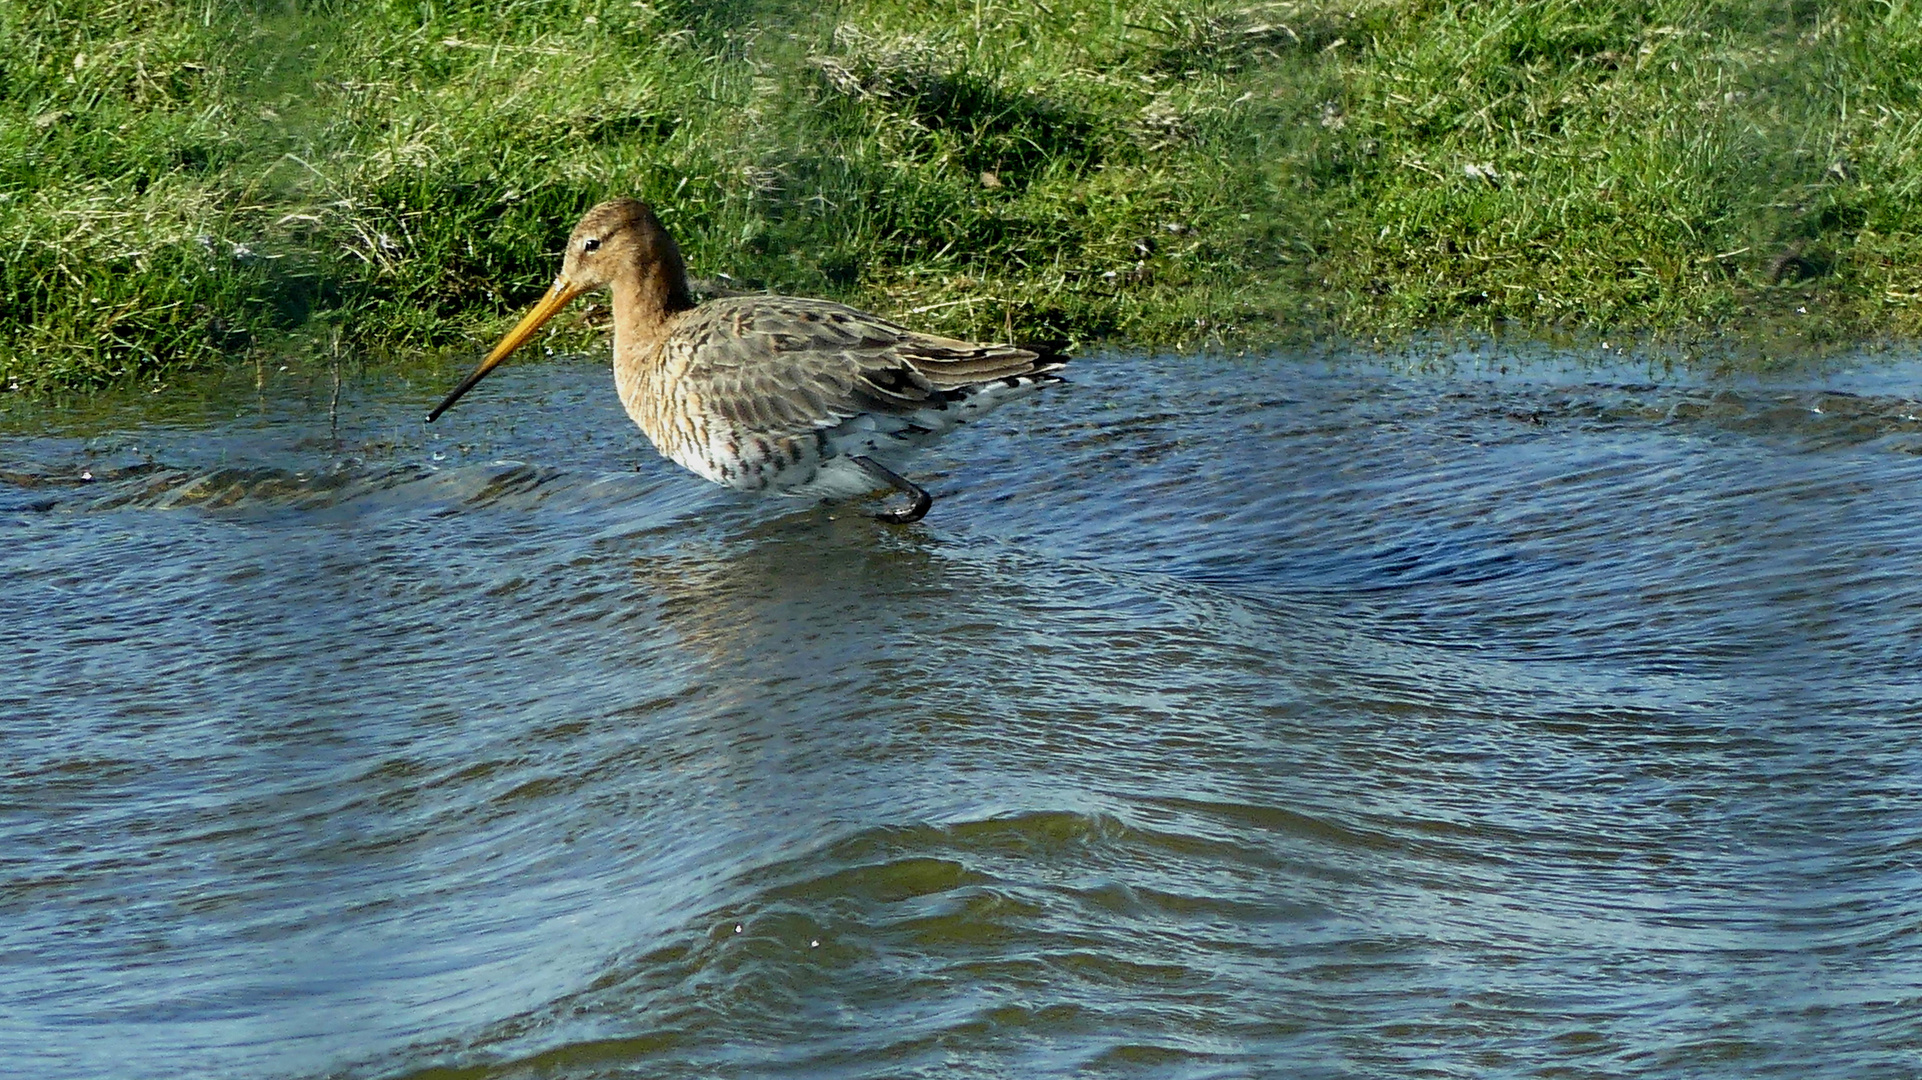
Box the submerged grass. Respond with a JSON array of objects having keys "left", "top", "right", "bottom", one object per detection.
[{"left": 4, "top": 0, "right": 1922, "bottom": 391}]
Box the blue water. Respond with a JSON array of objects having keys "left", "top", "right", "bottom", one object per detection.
[{"left": 3, "top": 348, "right": 1921, "bottom": 1078}]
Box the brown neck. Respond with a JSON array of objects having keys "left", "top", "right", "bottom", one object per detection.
[
  {"left": 611, "top": 273, "right": 682, "bottom": 334},
  {"left": 611, "top": 245, "right": 696, "bottom": 343}
]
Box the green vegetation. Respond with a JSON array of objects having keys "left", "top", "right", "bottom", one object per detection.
[{"left": 4, "top": 0, "right": 1922, "bottom": 391}]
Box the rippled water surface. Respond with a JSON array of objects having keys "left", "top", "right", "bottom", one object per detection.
[{"left": 5, "top": 348, "right": 1922, "bottom": 1079}]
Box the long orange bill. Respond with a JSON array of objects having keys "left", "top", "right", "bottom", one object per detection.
[{"left": 427, "top": 274, "right": 589, "bottom": 422}]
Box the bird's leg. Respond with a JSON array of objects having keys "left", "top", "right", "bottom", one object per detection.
[{"left": 852, "top": 456, "right": 933, "bottom": 524}]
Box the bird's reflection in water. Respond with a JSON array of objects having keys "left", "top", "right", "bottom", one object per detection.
[
  {"left": 637, "top": 508, "right": 943, "bottom": 664},
  {"left": 612, "top": 506, "right": 967, "bottom": 789}
]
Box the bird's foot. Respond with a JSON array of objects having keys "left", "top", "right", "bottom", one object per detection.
[{"left": 852, "top": 456, "right": 933, "bottom": 524}]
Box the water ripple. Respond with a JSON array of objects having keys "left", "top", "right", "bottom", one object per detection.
[{"left": 3, "top": 352, "right": 1921, "bottom": 1078}]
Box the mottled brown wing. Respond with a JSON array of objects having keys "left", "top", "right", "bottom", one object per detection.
[{"left": 666, "top": 296, "right": 1052, "bottom": 436}]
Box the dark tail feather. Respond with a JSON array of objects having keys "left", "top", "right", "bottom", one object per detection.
[{"left": 1016, "top": 339, "right": 1073, "bottom": 371}]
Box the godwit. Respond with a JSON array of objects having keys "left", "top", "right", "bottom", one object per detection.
[{"left": 428, "top": 199, "right": 1068, "bottom": 523}]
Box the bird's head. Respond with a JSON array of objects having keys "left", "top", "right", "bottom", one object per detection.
[{"left": 427, "top": 198, "right": 688, "bottom": 422}]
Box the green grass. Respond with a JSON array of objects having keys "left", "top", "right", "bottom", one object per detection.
[{"left": 5, "top": 0, "right": 1922, "bottom": 392}]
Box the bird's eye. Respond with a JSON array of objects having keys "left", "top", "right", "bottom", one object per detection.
[{"left": 582, "top": 237, "right": 602, "bottom": 253}]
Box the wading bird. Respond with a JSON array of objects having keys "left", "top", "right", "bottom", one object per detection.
[{"left": 428, "top": 199, "right": 1068, "bottom": 523}]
